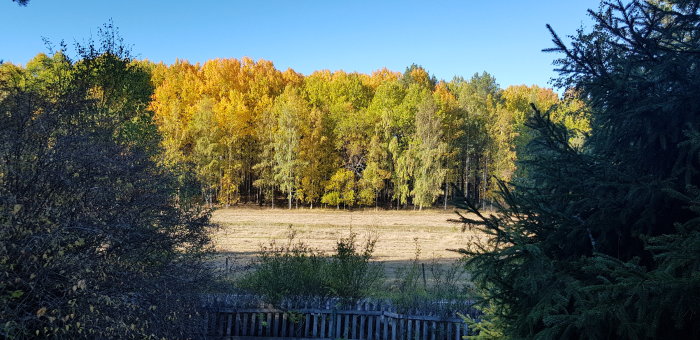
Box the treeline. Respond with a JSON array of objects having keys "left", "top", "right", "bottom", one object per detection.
[{"left": 147, "top": 60, "right": 588, "bottom": 209}]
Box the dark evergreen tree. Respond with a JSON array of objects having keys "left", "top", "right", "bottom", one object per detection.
[{"left": 457, "top": 1, "right": 700, "bottom": 339}]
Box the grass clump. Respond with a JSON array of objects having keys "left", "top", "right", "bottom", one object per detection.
[{"left": 388, "top": 241, "right": 472, "bottom": 313}]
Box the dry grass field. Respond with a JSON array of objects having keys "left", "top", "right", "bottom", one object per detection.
[{"left": 210, "top": 206, "right": 486, "bottom": 281}]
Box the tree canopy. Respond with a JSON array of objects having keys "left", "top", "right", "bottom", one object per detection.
[{"left": 148, "top": 60, "right": 584, "bottom": 210}]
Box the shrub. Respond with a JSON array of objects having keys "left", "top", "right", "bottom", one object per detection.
[
  {"left": 236, "top": 228, "right": 327, "bottom": 303},
  {"left": 324, "top": 232, "right": 384, "bottom": 300},
  {"left": 0, "top": 26, "right": 213, "bottom": 338},
  {"left": 237, "top": 228, "right": 383, "bottom": 303}
]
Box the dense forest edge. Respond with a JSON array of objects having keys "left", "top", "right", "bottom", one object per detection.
[
  {"left": 5, "top": 44, "right": 591, "bottom": 212},
  {"left": 146, "top": 59, "right": 588, "bottom": 210},
  {"left": 2, "top": 0, "right": 700, "bottom": 339}
]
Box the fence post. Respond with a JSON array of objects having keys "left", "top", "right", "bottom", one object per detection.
[{"left": 330, "top": 307, "right": 337, "bottom": 339}]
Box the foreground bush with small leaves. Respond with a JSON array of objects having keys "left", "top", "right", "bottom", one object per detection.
[{"left": 0, "top": 26, "right": 214, "bottom": 338}]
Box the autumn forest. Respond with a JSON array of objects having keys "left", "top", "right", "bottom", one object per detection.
[{"left": 140, "top": 58, "right": 588, "bottom": 210}]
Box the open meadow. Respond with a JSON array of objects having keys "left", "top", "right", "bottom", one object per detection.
[{"left": 210, "top": 207, "right": 486, "bottom": 281}]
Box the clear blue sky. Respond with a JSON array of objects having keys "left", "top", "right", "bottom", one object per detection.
[{"left": 1, "top": 0, "right": 599, "bottom": 89}]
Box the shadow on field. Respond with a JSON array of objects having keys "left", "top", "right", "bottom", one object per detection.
[{"left": 210, "top": 250, "right": 468, "bottom": 284}]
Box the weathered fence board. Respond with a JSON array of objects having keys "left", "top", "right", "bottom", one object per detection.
[
  {"left": 203, "top": 295, "right": 477, "bottom": 339},
  {"left": 206, "top": 309, "right": 472, "bottom": 339}
]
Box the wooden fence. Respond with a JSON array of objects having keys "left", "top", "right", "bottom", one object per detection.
[{"left": 204, "top": 296, "right": 477, "bottom": 340}]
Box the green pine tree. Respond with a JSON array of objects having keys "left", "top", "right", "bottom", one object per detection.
[{"left": 458, "top": 1, "right": 700, "bottom": 339}]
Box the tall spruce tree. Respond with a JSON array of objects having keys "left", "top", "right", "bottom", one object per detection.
[{"left": 458, "top": 1, "right": 700, "bottom": 339}]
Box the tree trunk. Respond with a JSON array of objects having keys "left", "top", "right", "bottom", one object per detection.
[
  {"left": 247, "top": 171, "right": 251, "bottom": 203},
  {"left": 444, "top": 179, "right": 448, "bottom": 210},
  {"left": 482, "top": 159, "right": 487, "bottom": 210},
  {"left": 288, "top": 191, "right": 292, "bottom": 209},
  {"left": 474, "top": 154, "right": 480, "bottom": 204},
  {"left": 465, "top": 155, "right": 470, "bottom": 199}
]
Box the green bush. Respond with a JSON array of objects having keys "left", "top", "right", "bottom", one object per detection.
[
  {"left": 236, "top": 228, "right": 326, "bottom": 303},
  {"left": 237, "top": 228, "right": 383, "bottom": 303},
  {"left": 0, "top": 25, "right": 214, "bottom": 339},
  {"left": 324, "top": 232, "right": 384, "bottom": 300}
]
